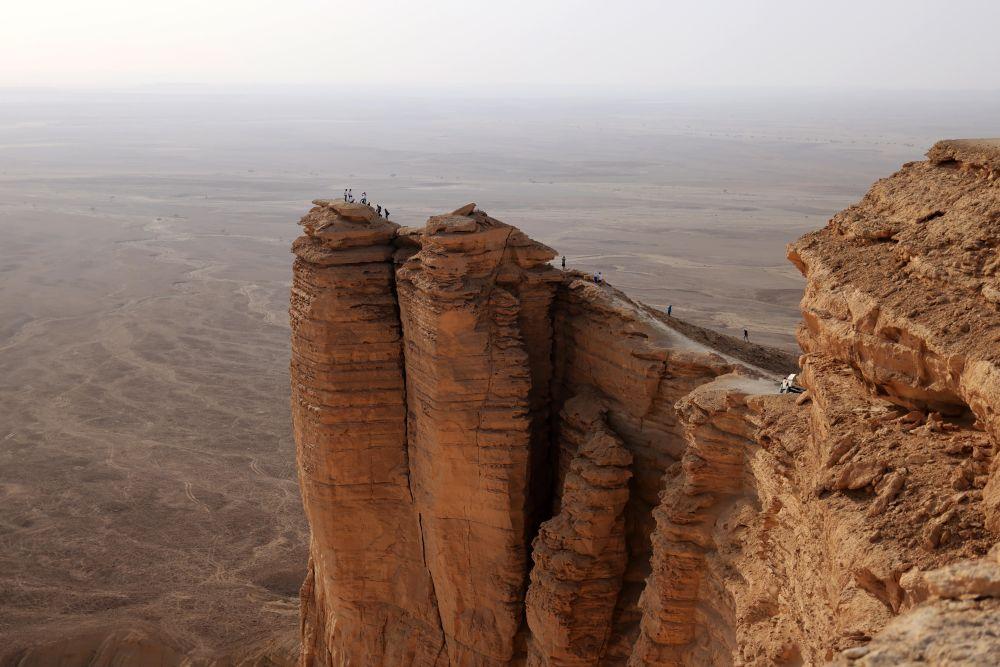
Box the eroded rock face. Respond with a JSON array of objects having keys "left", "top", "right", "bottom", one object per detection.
[
  {"left": 829, "top": 545, "right": 1000, "bottom": 666},
  {"left": 290, "top": 200, "right": 444, "bottom": 664},
  {"left": 291, "top": 202, "right": 754, "bottom": 665},
  {"left": 525, "top": 395, "right": 633, "bottom": 666},
  {"left": 394, "top": 210, "right": 561, "bottom": 663},
  {"left": 788, "top": 139, "right": 1000, "bottom": 529},
  {"left": 291, "top": 141, "right": 1000, "bottom": 666},
  {"left": 627, "top": 141, "right": 1000, "bottom": 665}
]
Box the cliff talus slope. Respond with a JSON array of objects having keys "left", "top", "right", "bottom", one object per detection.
[{"left": 291, "top": 140, "right": 1000, "bottom": 665}]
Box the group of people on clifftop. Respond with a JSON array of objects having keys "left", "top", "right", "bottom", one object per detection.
[{"left": 343, "top": 188, "right": 390, "bottom": 220}]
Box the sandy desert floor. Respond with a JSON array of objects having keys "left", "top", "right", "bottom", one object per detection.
[
  {"left": 0, "top": 189, "right": 306, "bottom": 661},
  {"left": 1, "top": 87, "right": 997, "bottom": 660}
]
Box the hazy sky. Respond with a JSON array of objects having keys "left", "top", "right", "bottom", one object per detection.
[{"left": 3, "top": 0, "right": 999, "bottom": 90}]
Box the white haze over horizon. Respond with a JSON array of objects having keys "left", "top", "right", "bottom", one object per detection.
[{"left": 2, "top": 0, "right": 1000, "bottom": 91}]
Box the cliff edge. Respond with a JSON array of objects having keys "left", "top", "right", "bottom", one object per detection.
[{"left": 290, "top": 140, "right": 1000, "bottom": 665}]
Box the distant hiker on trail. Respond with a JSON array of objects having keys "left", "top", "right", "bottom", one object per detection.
[
  {"left": 361, "top": 192, "right": 367, "bottom": 204},
  {"left": 376, "top": 204, "right": 382, "bottom": 216},
  {"left": 561, "top": 256, "right": 566, "bottom": 269},
  {"left": 743, "top": 329, "right": 750, "bottom": 342},
  {"left": 384, "top": 208, "right": 390, "bottom": 220},
  {"left": 343, "top": 188, "right": 348, "bottom": 200},
  {"left": 667, "top": 305, "right": 672, "bottom": 317},
  {"left": 347, "top": 188, "right": 353, "bottom": 202}
]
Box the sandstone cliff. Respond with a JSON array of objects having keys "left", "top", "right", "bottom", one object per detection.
[{"left": 290, "top": 139, "right": 1000, "bottom": 666}]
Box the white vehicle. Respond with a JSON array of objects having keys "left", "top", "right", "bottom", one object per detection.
[{"left": 779, "top": 373, "right": 805, "bottom": 394}]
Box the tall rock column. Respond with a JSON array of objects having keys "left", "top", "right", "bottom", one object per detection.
[
  {"left": 525, "top": 395, "right": 633, "bottom": 666},
  {"left": 290, "top": 200, "right": 444, "bottom": 665},
  {"left": 395, "top": 207, "right": 561, "bottom": 664},
  {"left": 630, "top": 375, "right": 765, "bottom": 666}
]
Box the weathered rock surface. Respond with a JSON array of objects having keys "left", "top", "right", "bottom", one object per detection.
[
  {"left": 525, "top": 395, "right": 633, "bottom": 666},
  {"left": 829, "top": 545, "right": 1000, "bottom": 666},
  {"left": 290, "top": 141, "right": 1000, "bottom": 666},
  {"left": 788, "top": 139, "right": 1000, "bottom": 529},
  {"left": 290, "top": 200, "right": 444, "bottom": 664},
  {"left": 394, "top": 210, "right": 561, "bottom": 663}
]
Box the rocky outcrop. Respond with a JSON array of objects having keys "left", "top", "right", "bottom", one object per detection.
[
  {"left": 788, "top": 139, "right": 1000, "bottom": 529},
  {"left": 290, "top": 202, "right": 758, "bottom": 665},
  {"left": 626, "top": 140, "right": 1000, "bottom": 666},
  {"left": 394, "top": 209, "right": 561, "bottom": 663},
  {"left": 525, "top": 396, "right": 632, "bottom": 666},
  {"left": 290, "top": 200, "right": 444, "bottom": 664},
  {"left": 630, "top": 374, "right": 771, "bottom": 666},
  {"left": 829, "top": 545, "right": 1000, "bottom": 666},
  {"left": 291, "top": 140, "right": 1000, "bottom": 666}
]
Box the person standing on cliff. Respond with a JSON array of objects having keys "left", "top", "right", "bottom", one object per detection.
[
  {"left": 561, "top": 256, "right": 566, "bottom": 270},
  {"left": 361, "top": 192, "right": 367, "bottom": 205},
  {"left": 384, "top": 208, "right": 390, "bottom": 220},
  {"left": 376, "top": 204, "right": 382, "bottom": 216},
  {"left": 743, "top": 329, "right": 750, "bottom": 342},
  {"left": 667, "top": 305, "right": 672, "bottom": 316}
]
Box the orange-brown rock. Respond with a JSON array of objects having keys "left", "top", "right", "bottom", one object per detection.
[
  {"left": 291, "top": 201, "right": 770, "bottom": 665},
  {"left": 630, "top": 374, "right": 773, "bottom": 666},
  {"left": 290, "top": 200, "right": 444, "bottom": 665},
  {"left": 788, "top": 139, "right": 1000, "bottom": 529},
  {"left": 394, "top": 210, "right": 561, "bottom": 663},
  {"left": 525, "top": 395, "right": 633, "bottom": 665},
  {"left": 550, "top": 278, "right": 749, "bottom": 663},
  {"left": 290, "top": 140, "right": 1000, "bottom": 667},
  {"left": 829, "top": 544, "right": 1000, "bottom": 666}
]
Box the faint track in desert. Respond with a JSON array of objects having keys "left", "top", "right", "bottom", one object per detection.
[
  {"left": 249, "top": 457, "right": 265, "bottom": 477},
  {"left": 183, "top": 481, "right": 209, "bottom": 511}
]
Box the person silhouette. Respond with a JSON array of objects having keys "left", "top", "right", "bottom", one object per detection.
[
  {"left": 561, "top": 256, "right": 566, "bottom": 269},
  {"left": 743, "top": 329, "right": 750, "bottom": 342},
  {"left": 376, "top": 204, "right": 382, "bottom": 216},
  {"left": 384, "top": 208, "right": 390, "bottom": 220},
  {"left": 667, "top": 305, "right": 672, "bottom": 317}
]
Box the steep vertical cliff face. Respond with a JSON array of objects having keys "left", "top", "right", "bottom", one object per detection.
[
  {"left": 291, "top": 202, "right": 754, "bottom": 665},
  {"left": 625, "top": 140, "right": 1000, "bottom": 665},
  {"left": 290, "top": 201, "right": 443, "bottom": 665},
  {"left": 394, "top": 209, "right": 561, "bottom": 663},
  {"left": 549, "top": 280, "right": 738, "bottom": 662},
  {"left": 291, "top": 140, "right": 1000, "bottom": 666},
  {"left": 525, "top": 395, "right": 633, "bottom": 666},
  {"left": 630, "top": 374, "right": 770, "bottom": 666}
]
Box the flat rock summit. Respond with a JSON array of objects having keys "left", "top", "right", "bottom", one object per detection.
[{"left": 289, "top": 140, "right": 1000, "bottom": 666}]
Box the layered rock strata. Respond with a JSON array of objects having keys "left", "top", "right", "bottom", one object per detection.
[
  {"left": 525, "top": 396, "right": 633, "bottom": 666},
  {"left": 394, "top": 210, "right": 561, "bottom": 663},
  {"left": 788, "top": 139, "right": 1000, "bottom": 528},
  {"left": 290, "top": 201, "right": 443, "bottom": 664},
  {"left": 291, "top": 139, "right": 1000, "bottom": 666}
]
